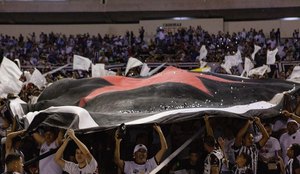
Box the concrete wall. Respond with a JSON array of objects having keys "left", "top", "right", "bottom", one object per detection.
[
  {"left": 1, "top": 0, "right": 300, "bottom": 12},
  {"left": 1, "top": 18, "right": 299, "bottom": 39},
  {"left": 225, "top": 20, "right": 300, "bottom": 38},
  {"left": 0, "top": 24, "right": 140, "bottom": 37}
]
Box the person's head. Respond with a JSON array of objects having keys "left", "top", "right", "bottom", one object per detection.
[
  {"left": 264, "top": 123, "right": 273, "bottom": 135},
  {"left": 5, "top": 153, "right": 24, "bottom": 173},
  {"left": 287, "top": 143, "right": 300, "bottom": 159},
  {"left": 286, "top": 119, "right": 299, "bottom": 135},
  {"left": 242, "top": 132, "right": 254, "bottom": 146},
  {"left": 235, "top": 152, "right": 251, "bottom": 168},
  {"left": 12, "top": 136, "right": 22, "bottom": 150},
  {"left": 203, "top": 135, "right": 216, "bottom": 153},
  {"left": 75, "top": 148, "right": 88, "bottom": 165},
  {"left": 188, "top": 148, "right": 200, "bottom": 165},
  {"left": 133, "top": 144, "right": 148, "bottom": 164},
  {"left": 43, "top": 127, "right": 56, "bottom": 145}
]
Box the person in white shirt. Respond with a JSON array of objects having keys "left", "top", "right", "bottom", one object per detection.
[
  {"left": 114, "top": 124, "right": 168, "bottom": 174},
  {"left": 32, "top": 127, "right": 63, "bottom": 174},
  {"left": 258, "top": 123, "right": 284, "bottom": 174},
  {"left": 280, "top": 111, "right": 300, "bottom": 165},
  {"left": 55, "top": 129, "right": 98, "bottom": 174}
]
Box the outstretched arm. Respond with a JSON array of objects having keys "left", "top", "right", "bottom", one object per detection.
[
  {"left": 114, "top": 130, "right": 124, "bottom": 172},
  {"left": 234, "top": 119, "right": 253, "bottom": 147},
  {"left": 154, "top": 124, "right": 168, "bottom": 164},
  {"left": 254, "top": 117, "right": 269, "bottom": 148},
  {"left": 5, "top": 130, "right": 25, "bottom": 155},
  {"left": 204, "top": 114, "right": 214, "bottom": 137},
  {"left": 67, "top": 129, "right": 93, "bottom": 162},
  {"left": 54, "top": 137, "right": 71, "bottom": 168},
  {"left": 282, "top": 110, "right": 300, "bottom": 124}
]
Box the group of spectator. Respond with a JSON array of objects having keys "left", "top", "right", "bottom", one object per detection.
[
  {"left": 1, "top": 91, "right": 300, "bottom": 174},
  {"left": 0, "top": 27, "right": 300, "bottom": 69}
]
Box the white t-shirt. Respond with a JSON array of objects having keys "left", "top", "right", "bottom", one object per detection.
[
  {"left": 259, "top": 136, "right": 281, "bottom": 159},
  {"left": 39, "top": 141, "right": 62, "bottom": 174},
  {"left": 63, "top": 157, "right": 98, "bottom": 174},
  {"left": 280, "top": 130, "right": 300, "bottom": 164},
  {"left": 124, "top": 157, "right": 157, "bottom": 174}
]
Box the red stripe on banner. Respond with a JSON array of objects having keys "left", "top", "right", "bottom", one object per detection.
[{"left": 79, "top": 66, "right": 238, "bottom": 107}]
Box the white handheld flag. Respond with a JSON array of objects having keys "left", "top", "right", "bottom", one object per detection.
[
  {"left": 73, "top": 55, "right": 92, "bottom": 71},
  {"left": 140, "top": 63, "right": 151, "bottom": 77},
  {"left": 248, "top": 65, "right": 271, "bottom": 77},
  {"left": 0, "top": 57, "right": 23, "bottom": 95},
  {"left": 267, "top": 48, "right": 278, "bottom": 65},
  {"left": 221, "top": 50, "right": 243, "bottom": 74},
  {"left": 242, "top": 57, "right": 254, "bottom": 77},
  {"left": 251, "top": 45, "right": 261, "bottom": 60},
  {"left": 125, "top": 57, "right": 143, "bottom": 76},
  {"left": 287, "top": 66, "right": 300, "bottom": 80},
  {"left": 199, "top": 45, "right": 207, "bottom": 60},
  {"left": 29, "top": 68, "right": 47, "bottom": 89},
  {"left": 92, "top": 64, "right": 106, "bottom": 77}
]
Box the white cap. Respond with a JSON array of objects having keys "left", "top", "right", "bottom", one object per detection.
[
  {"left": 287, "top": 119, "right": 299, "bottom": 128},
  {"left": 133, "top": 144, "right": 147, "bottom": 154}
]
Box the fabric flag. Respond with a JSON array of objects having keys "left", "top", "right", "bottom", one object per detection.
[
  {"left": 140, "top": 63, "right": 151, "bottom": 77},
  {"left": 29, "top": 69, "right": 47, "bottom": 89},
  {"left": 241, "top": 57, "right": 255, "bottom": 77},
  {"left": 0, "top": 57, "right": 23, "bottom": 95},
  {"left": 248, "top": 65, "right": 271, "bottom": 77},
  {"left": 199, "top": 60, "right": 207, "bottom": 68},
  {"left": 198, "top": 45, "right": 208, "bottom": 60},
  {"left": 221, "top": 50, "right": 243, "bottom": 74},
  {"left": 267, "top": 48, "right": 278, "bottom": 65},
  {"left": 125, "top": 57, "right": 143, "bottom": 76},
  {"left": 251, "top": 45, "right": 261, "bottom": 60},
  {"left": 106, "top": 70, "right": 116, "bottom": 76},
  {"left": 287, "top": 66, "right": 300, "bottom": 80},
  {"left": 73, "top": 55, "right": 92, "bottom": 71},
  {"left": 92, "top": 64, "right": 106, "bottom": 77},
  {"left": 24, "top": 71, "right": 32, "bottom": 82},
  {"left": 19, "top": 66, "right": 300, "bottom": 132}
]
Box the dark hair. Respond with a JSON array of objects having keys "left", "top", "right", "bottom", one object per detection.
[
  {"left": 290, "top": 143, "right": 300, "bottom": 157},
  {"left": 203, "top": 135, "right": 216, "bottom": 147},
  {"left": 5, "top": 153, "right": 21, "bottom": 166},
  {"left": 12, "top": 136, "right": 22, "bottom": 147}
]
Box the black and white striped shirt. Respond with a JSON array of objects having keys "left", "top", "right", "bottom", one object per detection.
[
  {"left": 286, "top": 158, "right": 300, "bottom": 174},
  {"left": 232, "top": 143, "right": 261, "bottom": 174},
  {"left": 203, "top": 148, "right": 224, "bottom": 174}
]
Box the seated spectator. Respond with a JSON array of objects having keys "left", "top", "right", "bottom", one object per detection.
[{"left": 54, "top": 129, "right": 98, "bottom": 174}]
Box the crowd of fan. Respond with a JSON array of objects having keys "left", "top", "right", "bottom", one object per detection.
[
  {"left": 1, "top": 93, "right": 300, "bottom": 174},
  {"left": 0, "top": 27, "right": 300, "bottom": 69}
]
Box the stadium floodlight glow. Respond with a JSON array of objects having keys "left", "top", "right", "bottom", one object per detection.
[
  {"left": 281, "top": 17, "right": 300, "bottom": 21},
  {"left": 172, "top": 17, "right": 192, "bottom": 20}
]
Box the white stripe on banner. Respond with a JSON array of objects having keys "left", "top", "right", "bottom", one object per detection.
[
  {"left": 125, "top": 87, "right": 296, "bottom": 125},
  {"left": 24, "top": 106, "right": 99, "bottom": 129}
]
